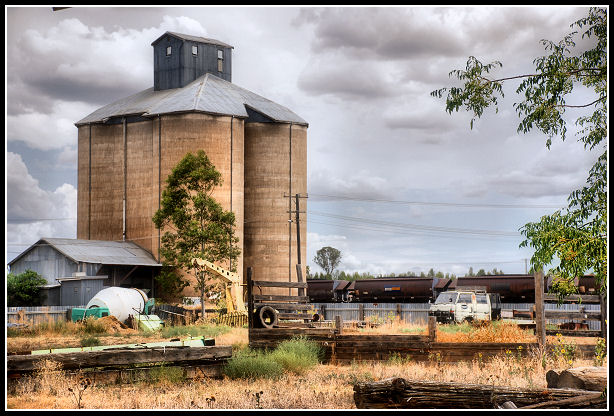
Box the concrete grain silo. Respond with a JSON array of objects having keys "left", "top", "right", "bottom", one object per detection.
[{"left": 75, "top": 32, "right": 308, "bottom": 297}]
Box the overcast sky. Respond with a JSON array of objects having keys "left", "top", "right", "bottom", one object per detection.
[{"left": 5, "top": 6, "right": 601, "bottom": 276}]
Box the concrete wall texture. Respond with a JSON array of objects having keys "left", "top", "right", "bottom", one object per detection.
[{"left": 77, "top": 114, "right": 305, "bottom": 297}]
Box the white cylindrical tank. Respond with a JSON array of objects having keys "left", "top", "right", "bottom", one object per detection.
[{"left": 86, "top": 287, "right": 148, "bottom": 323}]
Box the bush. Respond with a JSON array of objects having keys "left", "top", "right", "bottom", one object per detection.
[
  {"left": 223, "top": 349, "right": 284, "bottom": 380},
  {"left": 80, "top": 336, "right": 102, "bottom": 347},
  {"left": 270, "top": 337, "right": 323, "bottom": 374},
  {"left": 82, "top": 317, "right": 107, "bottom": 335},
  {"left": 7, "top": 269, "right": 47, "bottom": 306},
  {"left": 223, "top": 336, "right": 323, "bottom": 379}
]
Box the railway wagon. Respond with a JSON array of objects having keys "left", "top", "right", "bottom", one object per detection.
[
  {"left": 350, "top": 277, "right": 439, "bottom": 303},
  {"left": 306, "top": 275, "right": 598, "bottom": 304}
]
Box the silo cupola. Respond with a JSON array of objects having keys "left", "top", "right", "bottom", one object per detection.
[{"left": 151, "top": 31, "right": 233, "bottom": 90}]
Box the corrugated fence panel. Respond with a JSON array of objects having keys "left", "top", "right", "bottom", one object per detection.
[
  {"left": 313, "top": 303, "right": 601, "bottom": 330},
  {"left": 6, "top": 305, "right": 85, "bottom": 326}
]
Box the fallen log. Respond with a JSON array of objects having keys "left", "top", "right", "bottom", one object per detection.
[
  {"left": 353, "top": 377, "right": 602, "bottom": 409},
  {"left": 546, "top": 366, "right": 607, "bottom": 392},
  {"left": 7, "top": 346, "right": 232, "bottom": 374},
  {"left": 519, "top": 392, "right": 605, "bottom": 409}
]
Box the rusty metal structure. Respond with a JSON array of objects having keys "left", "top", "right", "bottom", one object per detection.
[{"left": 75, "top": 32, "right": 308, "bottom": 296}]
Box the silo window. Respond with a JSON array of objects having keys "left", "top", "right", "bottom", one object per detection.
[
  {"left": 192, "top": 45, "right": 198, "bottom": 56},
  {"left": 166, "top": 46, "right": 172, "bottom": 56},
  {"left": 217, "top": 50, "right": 223, "bottom": 72}
]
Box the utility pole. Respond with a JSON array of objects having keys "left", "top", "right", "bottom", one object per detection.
[{"left": 285, "top": 193, "right": 308, "bottom": 296}]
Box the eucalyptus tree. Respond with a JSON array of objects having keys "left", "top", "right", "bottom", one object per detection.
[
  {"left": 153, "top": 150, "right": 241, "bottom": 315},
  {"left": 432, "top": 8, "right": 607, "bottom": 297}
]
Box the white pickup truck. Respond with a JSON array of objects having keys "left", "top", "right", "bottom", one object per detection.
[{"left": 429, "top": 289, "right": 501, "bottom": 324}]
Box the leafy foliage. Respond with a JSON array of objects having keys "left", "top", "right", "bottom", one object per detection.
[
  {"left": 152, "top": 150, "right": 241, "bottom": 310},
  {"left": 432, "top": 8, "right": 607, "bottom": 295},
  {"left": 7, "top": 269, "right": 47, "bottom": 306},
  {"left": 313, "top": 246, "right": 342, "bottom": 277}
]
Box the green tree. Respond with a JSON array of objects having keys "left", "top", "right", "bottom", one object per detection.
[
  {"left": 152, "top": 150, "right": 241, "bottom": 316},
  {"left": 432, "top": 8, "right": 607, "bottom": 296},
  {"left": 313, "top": 246, "right": 342, "bottom": 277},
  {"left": 7, "top": 269, "right": 47, "bottom": 306}
]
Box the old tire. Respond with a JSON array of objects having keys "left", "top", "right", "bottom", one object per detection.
[{"left": 256, "top": 306, "right": 278, "bottom": 329}]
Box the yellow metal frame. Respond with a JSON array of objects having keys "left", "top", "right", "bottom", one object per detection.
[{"left": 191, "top": 258, "right": 246, "bottom": 312}]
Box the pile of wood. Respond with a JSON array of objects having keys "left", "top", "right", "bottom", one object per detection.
[{"left": 354, "top": 370, "right": 606, "bottom": 409}]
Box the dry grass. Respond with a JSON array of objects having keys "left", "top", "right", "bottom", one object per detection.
[
  {"left": 7, "top": 320, "right": 604, "bottom": 409},
  {"left": 7, "top": 352, "right": 600, "bottom": 409}
]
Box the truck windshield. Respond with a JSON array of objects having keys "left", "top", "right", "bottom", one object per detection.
[{"left": 435, "top": 293, "right": 458, "bottom": 304}]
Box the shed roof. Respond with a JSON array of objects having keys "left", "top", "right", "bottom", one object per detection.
[
  {"left": 75, "top": 73, "right": 308, "bottom": 126},
  {"left": 151, "top": 31, "right": 234, "bottom": 49},
  {"left": 9, "top": 238, "right": 161, "bottom": 267}
]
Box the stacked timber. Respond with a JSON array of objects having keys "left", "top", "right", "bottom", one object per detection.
[{"left": 353, "top": 377, "right": 606, "bottom": 409}]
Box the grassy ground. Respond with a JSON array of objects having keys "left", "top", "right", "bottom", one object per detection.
[{"left": 6, "top": 319, "right": 605, "bottom": 409}]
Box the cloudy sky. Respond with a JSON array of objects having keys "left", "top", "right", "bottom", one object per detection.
[{"left": 5, "top": 6, "right": 600, "bottom": 276}]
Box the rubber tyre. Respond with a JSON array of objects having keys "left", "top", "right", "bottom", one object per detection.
[{"left": 256, "top": 306, "right": 278, "bottom": 329}]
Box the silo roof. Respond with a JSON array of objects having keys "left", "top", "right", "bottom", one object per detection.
[
  {"left": 75, "top": 73, "right": 308, "bottom": 126},
  {"left": 9, "top": 238, "right": 162, "bottom": 267}
]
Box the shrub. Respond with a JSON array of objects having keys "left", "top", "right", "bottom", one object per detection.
[
  {"left": 222, "top": 349, "right": 284, "bottom": 380},
  {"left": 223, "top": 336, "right": 323, "bottom": 379},
  {"left": 80, "top": 336, "right": 101, "bottom": 347},
  {"left": 82, "top": 317, "right": 107, "bottom": 335},
  {"left": 7, "top": 270, "right": 47, "bottom": 306},
  {"left": 269, "top": 337, "right": 323, "bottom": 374}
]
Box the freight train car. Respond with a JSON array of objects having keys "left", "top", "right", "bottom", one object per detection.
[{"left": 306, "top": 275, "right": 597, "bottom": 304}]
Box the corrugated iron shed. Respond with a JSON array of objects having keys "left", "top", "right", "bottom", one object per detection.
[
  {"left": 8, "top": 238, "right": 161, "bottom": 267},
  {"left": 75, "top": 73, "right": 308, "bottom": 126}
]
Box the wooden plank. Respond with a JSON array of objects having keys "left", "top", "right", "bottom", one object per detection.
[
  {"left": 544, "top": 294, "right": 601, "bottom": 303},
  {"left": 544, "top": 310, "right": 601, "bottom": 320},
  {"left": 7, "top": 346, "right": 232, "bottom": 373},
  {"left": 253, "top": 302, "right": 315, "bottom": 311},
  {"left": 546, "top": 329, "right": 602, "bottom": 337},
  {"left": 249, "top": 328, "right": 336, "bottom": 337},
  {"left": 253, "top": 294, "right": 309, "bottom": 302},
  {"left": 336, "top": 335, "right": 429, "bottom": 342},
  {"left": 277, "top": 312, "right": 314, "bottom": 320},
  {"left": 252, "top": 280, "right": 308, "bottom": 288}
]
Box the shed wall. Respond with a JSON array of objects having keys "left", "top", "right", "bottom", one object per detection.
[{"left": 9, "top": 245, "right": 78, "bottom": 285}]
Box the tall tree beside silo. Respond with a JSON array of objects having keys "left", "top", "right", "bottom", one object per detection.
[
  {"left": 153, "top": 150, "right": 241, "bottom": 316},
  {"left": 313, "top": 246, "right": 342, "bottom": 278},
  {"left": 432, "top": 8, "right": 607, "bottom": 297}
]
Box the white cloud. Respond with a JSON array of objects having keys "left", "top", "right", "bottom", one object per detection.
[{"left": 6, "top": 152, "right": 77, "bottom": 261}]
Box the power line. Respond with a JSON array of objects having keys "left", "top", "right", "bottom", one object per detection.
[
  {"left": 309, "top": 211, "right": 520, "bottom": 237},
  {"left": 309, "top": 193, "right": 564, "bottom": 209}
]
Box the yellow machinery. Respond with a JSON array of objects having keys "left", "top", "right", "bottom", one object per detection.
[{"left": 191, "top": 258, "right": 247, "bottom": 326}]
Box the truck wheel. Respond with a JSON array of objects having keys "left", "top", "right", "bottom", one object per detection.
[{"left": 256, "top": 306, "right": 278, "bottom": 329}]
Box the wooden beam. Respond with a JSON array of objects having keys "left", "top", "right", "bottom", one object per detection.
[
  {"left": 534, "top": 271, "right": 546, "bottom": 346},
  {"left": 8, "top": 346, "right": 232, "bottom": 373},
  {"left": 544, "top": 294, "right": 601, "bottom": 303},
  {"left": 253, "top": 294, "right": 309, "bottom": 302}
]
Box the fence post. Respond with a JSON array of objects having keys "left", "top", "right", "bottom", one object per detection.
[
  {"left": 359, "top": 303, "right": 365, "bottom": 321},
  {"left": 320, "top": 304, "right": 326, "bottom": 321},
  {"left": 247, "top": 267, "right": 253, "bottom": 330},
  {"left": 600, "top": 293, "right": 607, "bottom": 339},
  {"left": 396, "top": 303, "right": 402, "bottom": 321},
  {"left": 335, "top": 315, "right": 343, "bottom": 335},
  {"left": 534, "top": 271, "right": 546, "bottom": 346},
  {"left": 428, "top": 316, "right": 437, "bottom": 342}
]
